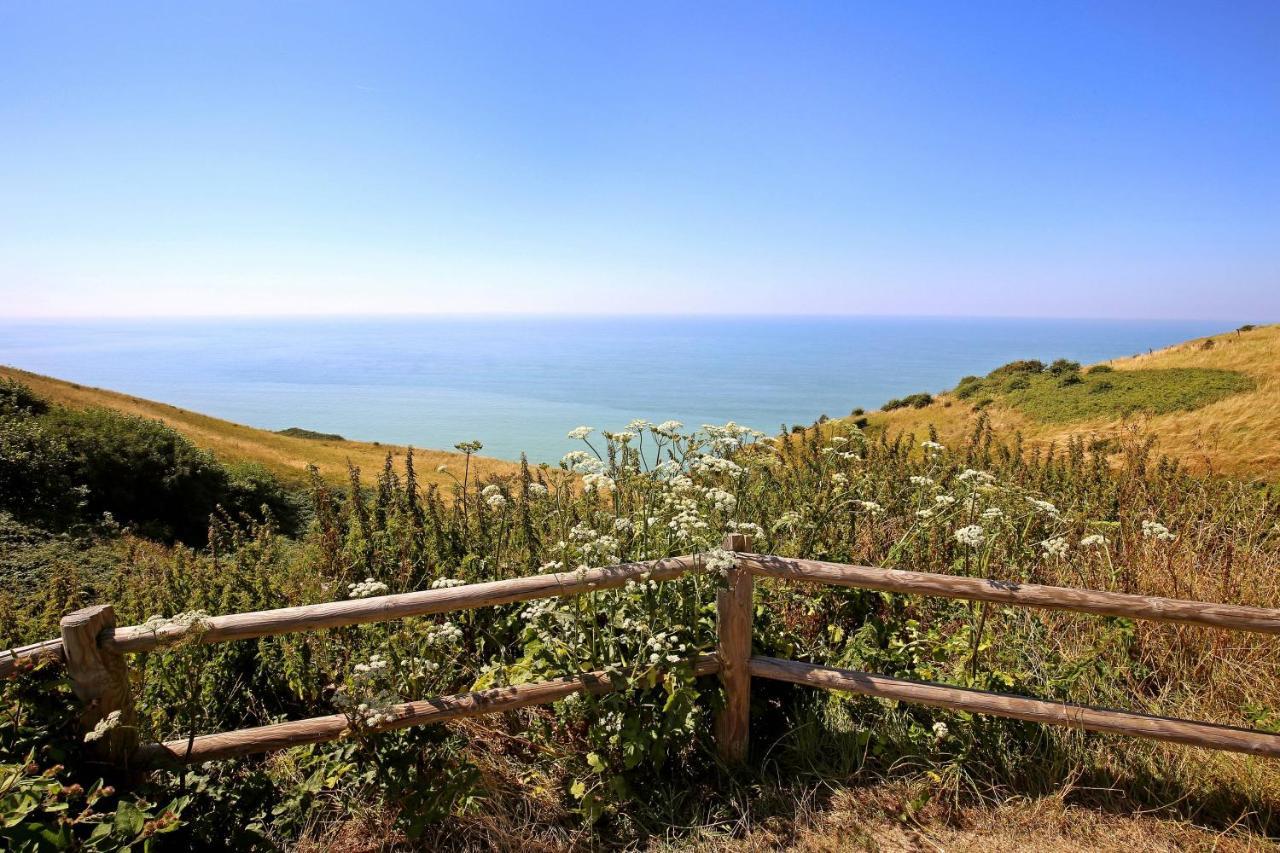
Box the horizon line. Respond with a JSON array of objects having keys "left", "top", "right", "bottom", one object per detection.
[{"left": 0, "top": 311, "right": 1264, "bottom": 325}]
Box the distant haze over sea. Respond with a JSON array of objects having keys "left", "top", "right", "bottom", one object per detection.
[{"left": 0, "top": 316, "right": 1238, "bottom": 463}]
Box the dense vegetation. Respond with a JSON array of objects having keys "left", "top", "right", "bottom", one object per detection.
[
  {"left": 0, "top": 379, "right": 299, "bottom": 543},
  {"left": 950, "top": 360, "right": 1253, "bottom": 422},
  {"left": 3, "top": 379, "right": 1280, "bottom": 849}
]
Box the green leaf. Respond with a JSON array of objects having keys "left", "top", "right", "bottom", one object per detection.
[{"left": 113, "top": 800, "right": 146, "bottom": 838}]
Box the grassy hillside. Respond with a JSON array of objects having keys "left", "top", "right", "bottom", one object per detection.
[
  {"left": 0, "top": 365, "right": 520, "bottom": 487},
  {"left": 862, "top": 323, "right": 1280, "bottom": 479}
]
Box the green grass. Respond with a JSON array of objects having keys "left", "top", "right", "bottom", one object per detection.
[{"left": 955, "top": 367, "right": 1253, "bottom": 423}]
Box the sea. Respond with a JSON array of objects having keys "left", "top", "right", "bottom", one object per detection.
[{"left": 0, "top": 316, "right": 1237, "bottom": 463}]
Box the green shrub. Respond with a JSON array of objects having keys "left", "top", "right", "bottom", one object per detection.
[
  {"left": 0, "top": 382, "right": 299, "bottom": 543},
  {"left": 1048, "top": 358, "right": 1081, "bottom": 375},
  {"left": 988, "top": 359, "right": 1044, "bottom": 377},
  {"left": 1086, "top": 364, "right": 1114, "bottom": 374},
  {"left": 882, "top": 393, "right": 933, "bottom": 411}
]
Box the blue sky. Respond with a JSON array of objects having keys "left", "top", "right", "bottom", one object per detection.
[{"left": 2, "top": 2, "right": 1277, "bottom": 320}]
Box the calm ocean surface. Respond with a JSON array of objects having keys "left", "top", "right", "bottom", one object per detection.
[{"left": 0, "top": 316, "right": 1235, "bottom": 463}]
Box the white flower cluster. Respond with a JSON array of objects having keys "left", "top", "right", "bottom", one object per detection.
[
  {"left": 934, "top": 494, "right": 957, "bottom": 507},
  {"left": 1041, "top": 536, "right": 1070, "bottom": 558},
  {"left": 527, "top": 482, "right": 549, "bottom": 498},
  {"left": 1142, "top": 520, "right": 1175, "bottom": 541},
  {"left": 726, "top": 520, "right": 765, "bottom": 539},
  {"left": 1028, "top": 498, "right": 1060, "bottom": 516},
  {"left": 954, "top": 525, "right": 985, "bottom": 548},
  {"left": 84, "top": 710, "right": 123, "bottom": 743},
  {"left": 139, "top": 610, "right": 214, "bottom": 644},
  {"left": 957, "top": 469, "right": 995, "bottom": 485},
  {"left": 703, "top": 421, "right": 764, "bottom": 453},
  {"left": 921, "top": 440, "right": 945, "bottom": 454},
  {"left": 910, "top": 475, "right": 935, "bottom": 487},
  {"left": 653, "top": 419, "right": 684, "bottom": 436},
  {"left": 855, "top": 500, "right": 884, "bottom": 514},
  {"left": 691, "top": 455, "right": 745, "bottom": 477},
  {"left": 702, "top": 547, "right": 736, "bottom": 576},
  {"left": 481, "top": 484, "right": 507, "bottom": 510},
  {"left": 424, "top": 622, "right": 463, "bottom": 647},
  {"left": 980, "top": 507, "right": 1004, "bottom": 520},
  {"left": 353, "top": 652, "right": 389, "bottom": 681},
  {"left": 1080, "top": 533, "right": 1109, "bottom": 548},
  {"left": 704, "top": 487, "right": 737, "bottom": 513},
  {"left": 567, "top": 426, "right": 594, "bottom": 440},
  {"left": 582, "top": 472, "right": 616, "bottom": 493},
  {"left": 353, "top": 692, "right": 401, "bottom": 728},
  {"left": 645, "top": 630, "right": 688, "bottom": 666},
  {"left": 348, "top": 578, "right": 389, "bottom": 598},
  {"left": 430, "top": 577, "right": 466, "bottom": 589}
]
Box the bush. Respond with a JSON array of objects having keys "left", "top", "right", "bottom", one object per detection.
[
  {"left": 1048, "top": 359, "right": 1081, "bottom": 376},
  {"left": 0, "top": 383, "right": 299, "bottom": 543},
  {"left": 1058, "top": 372, "right": 1084, "bottom": 387},
  {"left": 1086, "top": 364, "right": 1114, "bottom": 374},
  {"left": 882, "top": 393, "right": 933, "bottom": 411},
  {"left": 988, "top": 359, "right": 1045, "bottom": 377}
]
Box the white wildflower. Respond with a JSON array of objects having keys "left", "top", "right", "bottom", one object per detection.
[
  {"left": 954, "top": 525, "right": 985, "bottom": 548},
  {"left": 1041, "top": 536, "right": 1070, "bottom": 558},
  {"left": 430, "top": 577, "right": 466, "bottom": 589},
  {"left": 1142, "top": 520, "right": 1175, "bottom": 541},
  {"left": 980, "top": 507, "right": 1004, "bottom": 520},
  {"left": 1028, "top": 498, "right": 1059, "bottom": 516},
  {"left": 84, "top": 710, "right": 123, "bottom": 743},
  {"left": 567, "top": 426, "right": 594, "bottom": 440},
  {"left": 349, "top": 578, "right": 389, "bottom": 598},
  {"left": 1080, "top": 533, "right": 1109, "bottom": 548},
  {"left": 527, "top": 482, "right": 549, "bottom": 498}
]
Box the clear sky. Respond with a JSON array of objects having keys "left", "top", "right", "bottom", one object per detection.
[{"left": 2, "top": 2, "right": 1277, "bottom": 320}]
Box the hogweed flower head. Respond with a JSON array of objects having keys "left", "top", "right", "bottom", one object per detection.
[
  {"left": 1041, "top": 537, "right": 1070, "bottom": 559},
  {"left": 349, "top": 578, "right": 389, "bottom": 598},
  {"left": 954, "top": 525, "right": 985, "bottom": 548}
]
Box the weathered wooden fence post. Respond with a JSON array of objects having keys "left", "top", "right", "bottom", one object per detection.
[
  {"left": 715, "top": 533, "right": 753, "bottom": 764},
  {"left": 61, "top": 604, "right": 137, "bottom": 766}
]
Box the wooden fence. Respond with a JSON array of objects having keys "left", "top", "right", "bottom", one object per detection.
[{"left": 5, "top": 533, "right": 1280, "bottom": 770}]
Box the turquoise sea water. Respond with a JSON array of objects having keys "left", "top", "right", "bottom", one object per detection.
[{"left": 0, "top": 316, "right": 1237, "bottom": 463}]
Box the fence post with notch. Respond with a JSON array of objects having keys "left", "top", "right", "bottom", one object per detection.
[{"left": 60, "top": 604, "right": 137, "bottom": 767}]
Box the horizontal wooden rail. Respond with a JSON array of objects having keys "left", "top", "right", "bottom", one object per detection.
[
  {"left": 741, "top": 554, "right": 1280, "bottom": 636},
  {"left": 136, "top": 654, "right": 720, "bottom": 766},
  {"left": 105, "top": 555, "right": 703, "bottom": 654},
  {"left": 0, "top": 638, "right": 64, "bottom": 679},
  {"left": 750, "top": 656, "right": 1280, "bottom": 758}
]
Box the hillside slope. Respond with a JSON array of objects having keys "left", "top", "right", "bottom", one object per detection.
[
  {"left": 0, "top": 365, "right": 520, "bottom": 487},
  {"left": 862, "top": 323, "right": 1280, "bottom": 479}
]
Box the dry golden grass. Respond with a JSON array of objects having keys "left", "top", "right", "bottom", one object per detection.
[
  {"left": 863, "top": 323, "right": 1280, "bottom": 480},
  {"left": 0, "top": 364, "right": 521, "bottom": 487}
]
